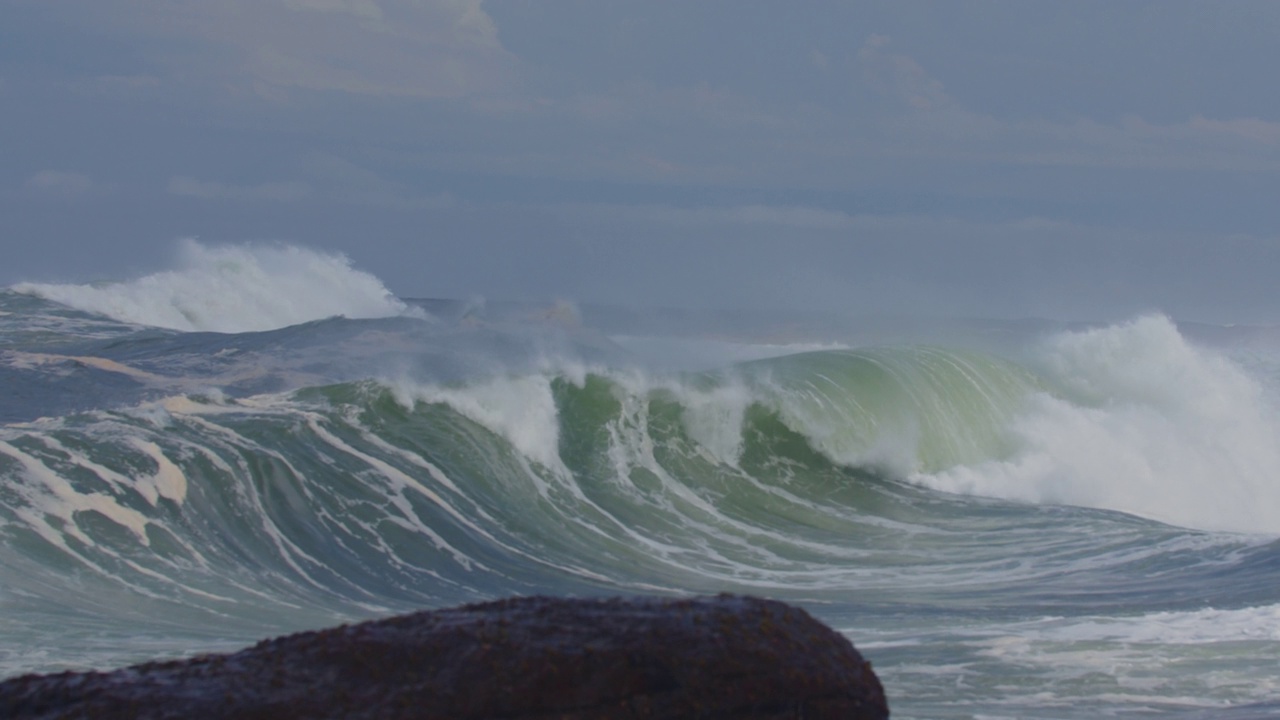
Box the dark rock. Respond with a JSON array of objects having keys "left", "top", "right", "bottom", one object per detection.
[{"left": 0, "top": 594, "right": 888, "bottom": 719}]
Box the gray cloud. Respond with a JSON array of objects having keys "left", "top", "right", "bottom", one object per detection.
[
  {"left": 858, "top": 34, "right": 953, "bottom": 112},
  {"left": 168, "top": 176, "right": 312, "bottom": 202},
  {"left": 297, "top": 153, "right": 456, "bottom": 209},
  {"left": 25, "top": 171, "right": 97, "bottom": 196},
  {"left": 5, "top": 1, "right": 1280, "bottom": 322},
  {"left": 48, "top": 0, "right": 517, "bottom": 99}
]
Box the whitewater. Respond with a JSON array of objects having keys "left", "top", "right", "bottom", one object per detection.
[{"left": 3, "top": 241, "right": 1280, "bottom": 719}]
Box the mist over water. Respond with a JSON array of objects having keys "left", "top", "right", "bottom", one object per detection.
[{"left": 4, "top": 241, "right": 1280, "bottom": 719}]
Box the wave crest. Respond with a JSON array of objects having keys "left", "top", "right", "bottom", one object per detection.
[
  {"left": 918, "top": 315, "right": 1280, "bottom": 534},
  {"left": 12, "top": 239, "right": 416, "bottom": 333}
]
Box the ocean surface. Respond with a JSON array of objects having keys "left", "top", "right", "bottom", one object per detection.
[{"left": 3, "top": 242, "right": 1280, "bottom": 719}]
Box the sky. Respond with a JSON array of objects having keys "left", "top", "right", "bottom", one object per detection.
[{"left": 3, "top": 0, "right": 1279, "bottom": 323}]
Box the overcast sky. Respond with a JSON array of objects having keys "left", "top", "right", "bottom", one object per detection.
[{"left": 4, "top": 1, "right": 1279, "bottom": 322}]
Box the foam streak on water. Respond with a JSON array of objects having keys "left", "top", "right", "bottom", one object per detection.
[{"left": 3, "top": 247, "right": 1280, "bottom": 718}]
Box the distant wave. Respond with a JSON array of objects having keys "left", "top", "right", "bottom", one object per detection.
[{"left": 11, "top": 239, "right": 418, "bottom": 333}]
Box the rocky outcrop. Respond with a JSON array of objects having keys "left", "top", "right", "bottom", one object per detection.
[{"left": 0, "top": 594, "right": 888, "bottom": 719}]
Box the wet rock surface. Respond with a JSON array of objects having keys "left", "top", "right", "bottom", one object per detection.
[{"left": 0, "top": 594, "right": 888, "bottom": 719}]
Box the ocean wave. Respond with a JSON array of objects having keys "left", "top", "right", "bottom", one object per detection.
[
  {"left": 917, "top": 315, "right": 1280, "bottom": 534},
  {"left": 10, "top": 239, "right": 419, "bottom": 333},
  {"left": 7, "top": 254, "right": 1280, "bottom": 715}
]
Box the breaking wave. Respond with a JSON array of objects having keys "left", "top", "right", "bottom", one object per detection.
[{"left": 11, "top": 240, "right": 416, "bottom": 333}]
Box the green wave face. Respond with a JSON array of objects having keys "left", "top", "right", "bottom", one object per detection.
[
  {"left": 4, "top": 324, "right": 1280, "bottom": 718},
  {"left": 734, "top": 347, "right": 1041, "bottom": 475},
  {"left": 0, "top": 347, "right": 1043, "bottom": 647}
]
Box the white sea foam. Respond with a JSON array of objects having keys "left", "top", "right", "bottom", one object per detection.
[
  {"left": 388, "top": 375, "right": 569, "bottom": 474},
  {"left": 970, "top": 604, "right": 1280, "bottom": 704},
  {"left": 12, "top": 239, "right": 417, "bottom": 332},
  {"left": 918, "top": 315, "right": 1280, "bottom": 534},
  {"left": 0, "top": 440, "right": 152, "bottom": 547},
  {"left": 126, "top": 439, "right": 188, "bottom": 505},
  {"left": 673, "top": 381, "right": 754, "bottom": 467},
  {"left": 1029, "top": 604, "right": 1280, "bottom": 645}
]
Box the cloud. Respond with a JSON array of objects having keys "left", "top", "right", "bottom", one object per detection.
[
  {"left": 1188, "top": 116, "right": 1280, "bottom": 146},
  {"left": 298, "top": 153, "right": 455, "bottom": 209},
  {"left": 167, "top": 176, "right": 311, "bottom": 201},
  {"left": 66, "top": 74, "right": 162, "bottom": 96},
  {"left": 840, "top": 35, "right": 1280, "bottom": 176},
  {"left": 1004, "top": 115, "right": 1280, "bottom": 172},
  {"left": 102, "top": 0, "right": 517, "bottom": 98},
  {"left": 25, "top": 171, "right": 96, "bottom": 196},
  {"left": 167, "top": 156, "right": 454, "bottom": 209},
  {"left": 560, "top": 203, "right": 857, "bottom": 231},
  {"left": 857, "top": 34, "right": 952, "bottom": 111},
  {"left": 556, "top": 201, "right": 1092, "bottom": 236},
  {"left": 281, "top": 0, "right": 384, "bottom": 21}
]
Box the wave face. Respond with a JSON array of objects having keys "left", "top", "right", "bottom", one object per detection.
[{"left": 4, "top": 247, "right": 1280, "bottom": 718}]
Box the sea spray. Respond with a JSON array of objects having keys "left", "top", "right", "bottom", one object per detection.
[
  {"left": 917, "top": 315, "right": 1280, "bottom": 534},
  {"left": 5, "top": 275, "right": 1280, "bottom": 716},
  {"left": 13, "top": 240, "right": 417, "bottom": 332}
]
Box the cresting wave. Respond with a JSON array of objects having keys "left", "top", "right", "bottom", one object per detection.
[
  {"left": 11, "top": 239, "right": 417, "bottom": 333},
  {"left": 6, "top": 244, "right": 1280, "bottom": 715},
  {"left": 377, "top": 315, "right": 1280, "bottom": 535},
  {"left": 5, "top": 239, "right": 1279, "bottom": 538},
  {"left": 919, "top": 315, "right": 1280, "bottom": 534},
  {"left": 2, "top": 319, "right": 1277, "bottom": 615},
  {"left": 0, "top": 348, "right": 1242, "bottom": 626}
]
